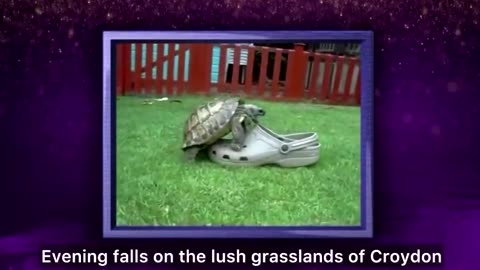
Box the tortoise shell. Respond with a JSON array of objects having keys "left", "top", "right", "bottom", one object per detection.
[{"left": 182, "top": 97, "right": 241, "bottom": 149}]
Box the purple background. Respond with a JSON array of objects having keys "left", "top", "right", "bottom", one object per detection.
[{"left": 1, "top": 0, "right": 479, "bottom": 269}]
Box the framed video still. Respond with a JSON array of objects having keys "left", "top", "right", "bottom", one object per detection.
[{"left": 102, "top": 31, "right": 373, "bottom": 238}]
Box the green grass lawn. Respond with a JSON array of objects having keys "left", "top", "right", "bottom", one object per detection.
[{"left": 116, "top": 95, "right": 361, "bottom": 226}]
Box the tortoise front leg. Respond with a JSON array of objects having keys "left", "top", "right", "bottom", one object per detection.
[
  {"left": 230, "top": 116, "right": 246, "bottom": 152},
  {"left": 183, "top": 146, "right": 201, "bottom": 161}
]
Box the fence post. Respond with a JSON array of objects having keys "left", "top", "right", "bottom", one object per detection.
[
  {"left": 188, "top": 44, "right": 212, "bottom": 94},
  {"left": 116, "top": 44, "right": 126, "bottom": 95},
  {"left": 286, "top": 43, "right": 306, "bottom": 99},
  {"left": 123, "top": 43, "right": 132, "bottom": 94}
]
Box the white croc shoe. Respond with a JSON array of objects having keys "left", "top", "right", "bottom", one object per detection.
[{"left": 208, "top": 124, "right": 320, "bottom": 167}]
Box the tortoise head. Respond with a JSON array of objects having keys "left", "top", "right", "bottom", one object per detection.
[{"left": 241, "top": 104, "right": 266, "bottom": 118}]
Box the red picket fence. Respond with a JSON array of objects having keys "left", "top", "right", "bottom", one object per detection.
[{"left": 115, "top": 43, "right": 361, "bottom": 105}]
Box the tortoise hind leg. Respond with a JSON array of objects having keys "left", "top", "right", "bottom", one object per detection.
[{"left": 183, "top": 147, "right": 201, "bottom": 161}]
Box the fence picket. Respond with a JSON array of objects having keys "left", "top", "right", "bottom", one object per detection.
[
  {"left": 308, "top": 54, "right": 321, "bottom": 99},
  {"left": 286, "top": 43, "right": 306, "bottom": 99},
  {"left": 145, "top": 43, "right": 154, "bottom": 94},
  {"left": 245, "top": 46, "right": 255, "bottom": 96},
  {"left": 331, "top": 56, "right": 345, "bottom": 102},
  {"left": 343, "top": 57, "right": 358, "bottom": 102},
  {"left": 285, "top": 49, "right": 295, "bottom": 96},
  {"left": 166, "top": 43, "right": 175, "bottom": 95},
  {"left": 155, "top": 44, "right": 163, "bottom": 95},
  {"left": 320, "top": 54, "right": 333, "bottom": 100},
  {"left": 134, "top": 43, "right": 142, "bottom": 93},
  {"left": 231, "top": 45, "right": 241, "bottom": 95},
  {"left": 218, "top": 45, "right": 227, "bottom": 93},
  {"left": 177, "top": 44, "right": 187, "bottom": 95},
  {"left": 258, "top": 47, "right": 269, "bottom": 97},
  {"left": 271, "top": 48, "right": 283, "bottom": 100}
]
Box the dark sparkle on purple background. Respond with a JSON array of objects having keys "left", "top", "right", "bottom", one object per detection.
[{"left": 0, "top": 0, "right": 480, "bottom": 269}]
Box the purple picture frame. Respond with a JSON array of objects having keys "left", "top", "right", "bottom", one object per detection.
[{"left": 102, "top": 31, "right": 374, "bottom": 238}]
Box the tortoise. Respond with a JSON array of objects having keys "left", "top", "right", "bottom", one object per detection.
[{"left": 182, "top": 97, "right": 266, "bottom": 161}]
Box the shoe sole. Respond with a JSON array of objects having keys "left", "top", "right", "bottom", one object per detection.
[{"left": 208, "top": 144, "right": 321, "bottom": 168}]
